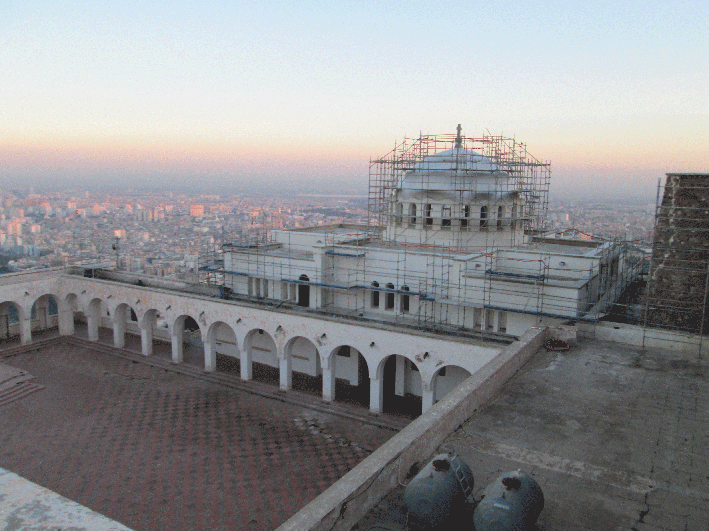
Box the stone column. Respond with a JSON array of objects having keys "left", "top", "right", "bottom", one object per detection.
[
  {"left": 19, "top": 317, "right": 32, "bottom": 345},
  {"left": 171, "top": 327, "right": 183, "bottom": 363},
  {"left": 113, "top": 315, "right": 126, "bottom": 348},
  {"left": 369, "top": 376, "right": 383, "bottom": 414},
  {"left": 322, "top": 356, "right": 336, "bottom": 402},
  {"left": 240, "top": 339, "right": 252, "bottom": 380},
  {"left": 87, "top": 312, "right": 99, "bottom": 342},
  {"left": 422, "top": 382, "right": 435, "bottom": 414},
  {"left": 58, "top": 307, "right": 74, "bottom": 336},
  {"left": 204, "top": 337, "right": 216, "bottom": 372},
  {"left": 279, "top": 346, "right": 292, "bottom": 391},
  {"left": 140, "top": 323, "right": 153, "bottom": 356}
]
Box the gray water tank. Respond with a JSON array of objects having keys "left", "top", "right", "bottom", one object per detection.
[
  {"left": 472, "top": 470, "right": 544, "bottom": 531},
  {"left": 404, "top": 453, "right": 474, "bottom": 530}
]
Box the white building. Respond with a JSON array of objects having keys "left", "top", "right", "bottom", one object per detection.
[
  {"left": 217, "top": 127, "right": 633, "bottom": 407},
  {"left": 0, "top": 127, "right": 634, "bottom": 419}
]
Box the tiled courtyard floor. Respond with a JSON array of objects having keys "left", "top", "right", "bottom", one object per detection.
[{"left": 0, "top": 340, "right": 395, "bottom": 531}]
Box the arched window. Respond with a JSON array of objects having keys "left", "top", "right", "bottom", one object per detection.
[
  {"left": 480, "top": 206, "right": 488, "bottom": 230},
  {"left": 425, "top": 204, "right": 433, "bottom": 227},
  {"left": 401, "top": 285, "right": 410, "bottom": 313},
  {"left": 386, "top": 283, "right": 395, "bottom": 310},
  {"left": 461, "top": 205, "right": 470, "bottom": 229},
  {"left": 298, "top": 274, "right": 310, "bottom": 307},
  {"left": 409, "top": 203, "right": 417, "bottom": 226},
  {"left": 441, "top": 205, "right": 451, "bottom": 228},
  {"left": 371, "top": 281, "right": 380, "bottom": 308},
  {"left": 497, "top": 206, "right": 504, "bottom": 230},
  {"left": 395, "top": 202, "right": 403, "bottom": 226}
]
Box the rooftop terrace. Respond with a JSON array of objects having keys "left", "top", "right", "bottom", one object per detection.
[{"left": 354, "top": 337, "right": 709, "bottom": 530}]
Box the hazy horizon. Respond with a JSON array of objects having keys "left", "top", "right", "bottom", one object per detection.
[{"left": 2, "top": 1, "right": 706, "bottom": 204}]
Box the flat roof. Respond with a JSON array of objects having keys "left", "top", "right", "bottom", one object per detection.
[{"left": 356, "top": 338, "right": 709, "bottom": 529}]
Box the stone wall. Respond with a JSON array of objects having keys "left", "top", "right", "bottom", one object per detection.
[{"left": 645, "top": 173, "right": 709, "bottom": 333}]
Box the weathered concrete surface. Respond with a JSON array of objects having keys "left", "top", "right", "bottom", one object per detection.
[
  {"left": 355, "top": 337, "right": 709, "bottom": 530},
  {"left": 277, "top": 327, "right": 548, "bottom": 531},
  {"left": 0, "top": 468, "right": 133, "bottom": 531}
]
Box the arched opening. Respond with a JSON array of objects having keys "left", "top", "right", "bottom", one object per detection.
[
  {"left": 395, "top": 202, "right": 403, "bottom": 225},
  {"left": 432, "top": 365, "right": 472, "bottom": 403},
  {"left": 0, "top": 300, "right": 23, "bottom": 343},
  {"left": 424, "top": 204, "right": 433, "bottom": 227},
  {"left": 112, "top": 303, "right": 140, "bottom": 350},
  {"left": 480, "top": 206, "right": 488, "bottom": 229},
  {"left": 87, "top": 298, "right": 106, "bottom": 342},
  {"left": 441, "top": 205, "right": 451, "bottom": 228},
  {"left": 409, "top": 203, "right": 417, "bottom": 226},
  {"left": 245, "top": 328, "right": 279, "bottom": 386},
  {"left": 330, "top": 345, "right": 369, "bottom": 409},
  {"left": 286, "top": 336, "right": 321, "bottom": 397},
  {"left": 183, "top": 316, "right": 199, "bottom": 331},
  {"left": 208, "top": 321, "right": 240, "bottom": 374},
  {"left": 381, "top": 354, "right": 422, "bottom": 419},
  {"left": 371, "top": 281, "right": 380, "bottom": 308},
  {"left": 497, "top": 205, "right": 504, "bottom": 230},
  {"left": 385, "top": 283, "right": 395, "bottom": 310},
  {"left": 30, "top": 294, "right": 59, "bottom": 339},
  {"left": 298, "top": 274, "right": 310, "bottom": 308},
  {"left": 401, "top": 286, "right": 410, "bottom": 313},
  {"left": 140, "top": 308, "right": 168, "bottom": 357},
  {"left": 171, "top": 314, "right": 203, "bottom": 366}
]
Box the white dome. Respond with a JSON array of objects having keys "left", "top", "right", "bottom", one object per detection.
[
  {"left": 412, "top": 147, "right": 500, "bottom": 172},
  {"left": 401, "top": 147, "right": 508, "bottom": 192}
]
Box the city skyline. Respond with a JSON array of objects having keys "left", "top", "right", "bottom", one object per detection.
[{"left": 2, "top": 1, "right": 707, "bottom": 201}]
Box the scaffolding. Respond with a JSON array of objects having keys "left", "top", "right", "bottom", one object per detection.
[
  {"left": 195, "top": 128, "right": 649, "bottom": 343},
  {"left": 367, "top": 130, "right": 551, "bottom": 241}
]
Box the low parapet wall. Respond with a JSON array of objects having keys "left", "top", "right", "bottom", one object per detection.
[
  {"left": 578, "top": 321, "right": 708, "bottom": 356},
  {"left": 277, "top": 326, "right": 549, "bottom": 531}
]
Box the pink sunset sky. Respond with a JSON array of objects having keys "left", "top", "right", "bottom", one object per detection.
[{"left": 1, "top": 1, "right": 707, "bottom": 200}]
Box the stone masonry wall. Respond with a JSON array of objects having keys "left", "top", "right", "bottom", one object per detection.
[{"left": 645, "top": 173, "right": 709, "bottom": 333}]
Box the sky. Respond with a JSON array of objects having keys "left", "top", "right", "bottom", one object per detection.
[{"left": 1, "top": 0, "right": 707, "bottom": 201}]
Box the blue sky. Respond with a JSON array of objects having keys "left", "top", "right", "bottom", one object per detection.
[{"left": 1, "top": 0, "right": 707, "bottom": 199}]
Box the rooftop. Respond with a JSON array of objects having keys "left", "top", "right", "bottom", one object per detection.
[{"left": 355, "top": 337, "right": 709, "bottom": 530}]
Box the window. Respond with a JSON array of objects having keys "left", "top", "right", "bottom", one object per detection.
[
  {"left": 409, "top": 203, "right": 417, "bottom": 226},
  {"left": 480, "top": 206, "right": 488, "bottom": 230},
  {"left": 425, "top": 204, "right": 433, "bottom": 227},
  {"left": 371, "top": 281, "right": 380, "bottom": 308},
  {"left": 461, "top": 205, "right": 470, "bottom": 229},
  {"left": 386, "top": 283, "right": 395, "bottom": 310},
  {"left": 441, "top": 205, "right": 451, "bottom": 228},
  {"left": 401, "top": 285, "right": 410, "bottom": 313},
  {"left": 497, "top": 206, "right": 504, "bottom": 230},
  {"left": 298, "top": 274, "right": 310, "bottom": 307}
]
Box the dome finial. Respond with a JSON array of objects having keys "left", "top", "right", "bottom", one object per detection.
[{"left": 455, "top": 124, "right": 462, "bottom": 148}]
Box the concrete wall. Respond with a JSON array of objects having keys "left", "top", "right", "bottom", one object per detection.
[
  {"left": 578, "top": 320, "right": 709, "bottom": 356},
  {"left": 0, "top": 269, "right": 504, "bottom": 407},
  {"left": 276, "top": 326, "right": 548, "bottom": 531}
]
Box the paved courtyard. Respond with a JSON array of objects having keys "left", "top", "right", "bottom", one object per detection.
[
  {"left": 0, "top": 339, "right": 395, "bottom": 531},
  {"left": 355, "top": 338, "right": 709, "bottom": 530}
]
